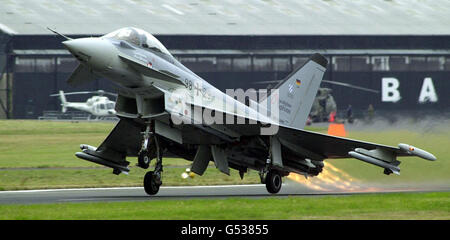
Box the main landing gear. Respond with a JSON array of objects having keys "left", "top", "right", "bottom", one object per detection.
[
  {"left": 260, "top": 158, "right": 283, "bottom": 194},
  {"left": 138, "top": 122, "right": 163, "bottom": 196},
  {"left": 260, "top": 169, "right": 282, "bottom": 194},
  {"left": 265, "top": 170, "right": 282, "bottom": 194}
]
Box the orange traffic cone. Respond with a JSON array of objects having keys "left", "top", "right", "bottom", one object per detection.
[{"left": 328, "top": 123, "right": 346, "bottom": 137}]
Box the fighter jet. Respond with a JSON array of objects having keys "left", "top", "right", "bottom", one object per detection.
[{"left": 53, "top": 27, "right": 436, "bottom": 195}]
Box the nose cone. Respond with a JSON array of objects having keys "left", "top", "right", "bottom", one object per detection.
[{"left": 63, "top": 38, "right": 115, "bottom": 70}]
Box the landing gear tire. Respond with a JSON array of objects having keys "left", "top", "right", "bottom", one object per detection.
[
  {"left": 144, "top": 171, "right": 161, "bottom": 195},
  {"left": 265, "top": 171, "right": 282, "bottom": 194},
  {"left": 138, "top": 151, "right": 150, "bottom": 169}
]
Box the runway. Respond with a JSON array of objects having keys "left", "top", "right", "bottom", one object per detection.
[{"left": 1, "top": 182, "right": 448, "bottom": 205}]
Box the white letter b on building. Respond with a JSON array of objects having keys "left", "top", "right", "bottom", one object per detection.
[{"left": 382, "top": 77, "right": 401, "bottom": 103}]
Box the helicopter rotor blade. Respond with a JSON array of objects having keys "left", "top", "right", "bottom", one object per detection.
[
  {"left": 102, "top": 92, "right": 118, "bottom": 97},
  {"left": 88, "top": 90, "right": 117, "bottom": 97},
  {"left": 322, "top": 80, "right": 379, "bottom": 94},
  {"left": 252, "top": 79, "right": 379, "bottom": 94},
  {"left": 50, "top": 92, "right": 87, "bottom": 97},
  {"left": 50, "top": 90, "right": 117, "bottom": 97},
  {"left": 253, "top": 80, "right": 281, "bottom": 85},
  {"left": 50, "top": 91, "right": 92, "bottom": 96}
]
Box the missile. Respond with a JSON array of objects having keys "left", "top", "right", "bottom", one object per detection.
[
  {"left": 75, "top": 152, "right": 129, "bottom": 174},
  {"left": 80, "top": 144, "right": 97, "bottom": 151},
  {"left": 299, "top": 158, "right": 316, "bottom": 168},
  {"left": 398, "top": 143, "right": 436, "bottom": 161},
  {"left": 348, "top": 151, "right": 400, "bottom": 175}
]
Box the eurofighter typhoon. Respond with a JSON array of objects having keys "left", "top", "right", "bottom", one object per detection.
[{"left": 52, "top": 27, "right": 436, "bottom": 195}]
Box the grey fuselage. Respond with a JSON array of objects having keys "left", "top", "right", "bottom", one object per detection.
[{"left": 64, "top": 36, "right": 268, "bottom": 124}]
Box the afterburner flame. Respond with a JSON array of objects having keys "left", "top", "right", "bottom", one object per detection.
[{"left": 287, "top": 162, "right": 365, "bottom": 192}]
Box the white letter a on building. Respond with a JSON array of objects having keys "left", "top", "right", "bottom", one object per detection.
[{"left": 418, "top": 77, "right": 438, "bottom": 103}]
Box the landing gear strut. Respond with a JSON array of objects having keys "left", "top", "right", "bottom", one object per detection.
[
  {"left": 143, "top": 129, "right": 163, "bottom": 196},
  {"left": 138, "top": 124, "right": 153, "bottom": 169},
  {"left": 260, "top": 157, "right": 283, "bottom": 194}
]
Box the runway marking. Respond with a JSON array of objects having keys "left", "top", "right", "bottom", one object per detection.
[
  {"left": 0, "top": 187, "right": 142, "bottom": 194},
  {"left": 58, "top": 198, "right": 140, "bottom": 202},
  {"left": 0, "top": 184, "right": 265, "bottom": 194}
]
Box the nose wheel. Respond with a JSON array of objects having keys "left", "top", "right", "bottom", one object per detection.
[
  {"left": 141, "top": 123, "right": 163, "bottom": 196},
  {"left": 144, "top": 171, "right": 161, "bottom": 195},
  {"left": 144, "top": 142, "right": 163, "bottom": 195}
]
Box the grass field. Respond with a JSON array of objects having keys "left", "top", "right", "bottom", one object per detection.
[
  {"left": 0, "top": 120, "right": 449, "bottom": 191},
  {"left": 0, "top": 120, "right": 114, "bottom": 168},
  {"left": 0, "top": 192, "right": 448, "bottom": 220}
]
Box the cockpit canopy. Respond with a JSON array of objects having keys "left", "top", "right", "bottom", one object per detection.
[{"left": 103, "top": 27, "right": 171, "bottom": 56}]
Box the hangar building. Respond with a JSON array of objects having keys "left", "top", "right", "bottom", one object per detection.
[{"left": 1, "top": 0, "right": 449, "bottom": 119}]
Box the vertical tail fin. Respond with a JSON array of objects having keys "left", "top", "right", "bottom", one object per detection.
[
  {"left": 267, "top": 53, "right": 328, "bottom": 129},
  {"left": 59, "top": 90, "right": 68, "bottom": 113}
]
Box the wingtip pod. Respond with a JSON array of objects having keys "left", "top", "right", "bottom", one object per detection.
[
  {"left": 75, "top": 152, "right": 130, "bottom": 174},
  {"left": 348, "top": 151, "right": 400, "bottom": 175},
  {"left": 398, "top": 143, "right": 437, "bottom": 161}
]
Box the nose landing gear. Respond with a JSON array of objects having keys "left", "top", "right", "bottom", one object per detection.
[
  {"left": 144, "top": 171, "right": 161, "bottom": 195},
  {"left": 143, "top": 135, "right": 163, "bottom": 195},
  {"left": 140, "top": 122, "right": 163, "bottom": 196}
]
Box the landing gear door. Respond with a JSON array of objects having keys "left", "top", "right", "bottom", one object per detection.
[
  {"left": 211, "top": 146, "right": 230, "bottom": 175},
  {"left": 270, "top": 136, "right": 284, "bottom": 168}
]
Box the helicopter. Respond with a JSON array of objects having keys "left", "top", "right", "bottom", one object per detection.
[
  {"left": 254, "top": 79, "right": 379, "bottom": 123},
  {"left": 50, "top": 90, "right": 117, "bottom": 119},
  {"left": 310, "top": 87, "right": 337, "bottom": 122}
]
